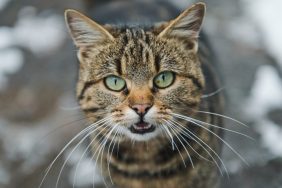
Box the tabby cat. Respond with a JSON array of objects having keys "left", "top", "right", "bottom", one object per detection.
[{"left": 65, "top": 2, "right": 224, "bottom": 188}]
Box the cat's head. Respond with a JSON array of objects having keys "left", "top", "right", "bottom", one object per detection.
[{"left": 65, "top": 3, "right": 206, "bottom": 141}]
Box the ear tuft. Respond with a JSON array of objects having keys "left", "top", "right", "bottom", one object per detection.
[
  {"left": 65, "top": 9, "right": 114, "bottom": 47},
  {"left": 158, "top": 3, "right": 206, "bottom": 39}
]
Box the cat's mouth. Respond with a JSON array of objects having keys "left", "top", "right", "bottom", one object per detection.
[{"left": 130, "top": 121, "right": 155, "bottom": 134}]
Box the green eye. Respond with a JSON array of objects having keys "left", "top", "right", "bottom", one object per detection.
[
  {"left": 104, "top": 75, "right": 126, "bottom": 91},
  {"left": 153, "top": 71, "right": 175, "bottom": 89}
]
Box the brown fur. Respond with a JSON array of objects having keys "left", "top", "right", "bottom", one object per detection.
[{"left": 65, "top": 3, "right": 223, "bottom": 188}]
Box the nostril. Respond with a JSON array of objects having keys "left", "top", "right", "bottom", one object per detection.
[
  {"left": 132, "top": 107, "right": 139, "bottom": 113},
  {"left": 131, "top": 104, "right": 152, "bottom": 115},
  {"left": 144, "top": 106, "right": 151, "bottom": 113}
]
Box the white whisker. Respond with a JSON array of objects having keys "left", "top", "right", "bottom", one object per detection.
[
  {"left": 170, "top": 118, "right": 227, "bottom": 176},
  {"left": 201, "top": 87, "right": 224, "bottom": 98},
  {"left": 172, "top": 113, "right": 253, "bottom": 140},
  {"left": 107, "top": 126, "right": 120, "bottom": 185},
  {"left": 166, "top": 119, "right": 212, "bottom": 163},
  {"left": 56, "top": 120, "right": 112, "bottom": 188},
  {"left": 72, "top": 122, "right": 113, "bottom": 188},
  {"left": 194, "top": 110, "right": 248, "bottom": 127},
  {"left": 92, "top": 123, "right": 119, "bottom": 188},
  {"left": 159, "top": 126, "right": 173, "bottom": 150},
  {"left": 91, "top": 129, "right": 112, "bottom": 188},
  {"left": 173, "top": 113, "right": 249, "bottom": 166},
  {"left": 162, "top": 122, "right": 186, "bottom": 167},
  {"left": 162, "top": 123, "right": 175, "bottom": 151},
  {"left": 39, "top": 116, "right": 111, "bottom": 188},
  {"left": 164, "top": 120, "right": 193, "bottom": 168}
]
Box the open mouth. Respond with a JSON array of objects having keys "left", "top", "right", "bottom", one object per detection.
[{"left": 130, "top": 121, "right": 155, "bottom": 134}]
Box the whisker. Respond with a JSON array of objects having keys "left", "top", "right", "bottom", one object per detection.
[
  {"left": 101, "top": 124, "right": 119, "bottom": 188},
  {"left": 116, "top": 130, "right": 122, "bottom": 157},
  {"left": 173, "top": 113, "right": 249, "bottom": 166},
  {"left": 72, "top": 122, "right": 113, "bottom": 188},
  {"left": 166, "top": 120, "right": 212, "bottom": 163},
  {"left": 170, "top": 104, "right": 248, "bottom": 128},
  {"left": 39, "top": 117, "right": 88, "bottom": 142},
  {"left": 159, "top": 126, "right": 173, "bottom": 149},
  {"left": 39, "top": 116, "right": 111, "bottom": 188},
  {"left": 55, "top": 120, "right": 112, "bottom": 188},
  {"left": 201, "top": 87, "right": 224, "bottom": 98},
  {"left": 164, "top": 120, "right": 193, "bottom": 168},
  {"left": 107, "top": 126, "right": 120, "bottom": 185},
  {"left": 92, "top": 124, "right": 119, "bottom": 188},
  {"left": 193, "top": 110, "right": 248, "bottom": 128},
  {"left": 161, "top": 122, "right": 186, "bottom": 167},
  {"left": 170, "top": 118, "right": 227, "bottom": 176},
  {"left": 162, "top": 123, "right": 175, "bottom": 151},
  {"left": 172, "top": 113, "right": 254, "bottom": 140},
  {"left": 90, "top": 128, "right": 113, "bottom": 188},
  {"left": 37, "top": 111, "right": 106, "bottom": 147}
]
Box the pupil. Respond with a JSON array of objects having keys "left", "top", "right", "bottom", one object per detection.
[
  {"left": 114, "top": 78, "right": 117, "bottom": 85},
  {"left": 162, "top": 74, "right": 165, "bottom": 81}
]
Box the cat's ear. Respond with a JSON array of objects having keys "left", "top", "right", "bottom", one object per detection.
[
  {"left": 157, "top": 3, "right": 206, "bottom": 52},
  {"left": 65, "top": 9, "right": 114, "bottom": 47}
]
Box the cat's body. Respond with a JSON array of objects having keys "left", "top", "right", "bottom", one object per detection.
[{"left": 65, "top": 2, "right": 224, "bottom": 188}]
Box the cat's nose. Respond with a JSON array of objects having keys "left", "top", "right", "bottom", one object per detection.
[{"left": 131, "top": 104, "right": 152, "bottom": 116}]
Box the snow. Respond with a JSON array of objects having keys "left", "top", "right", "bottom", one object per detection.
[
  {"left": 244, "top": 65, "right": 282, "bottom": 118},
  {"left": 0, "top": 94, "right": 85, "bottom": 173},
  {"left": 242, "top": 0, "right": 282, "bottom": 66},
  {"left": 0, "top": 6, "right": 66, "bottom": 56},
  {"left": 13, "top": 6, "right": 66, "bottom": 56},
  {"left": 67, "top": 147, "right": 103, "bottom": 187},
  {"left": 227, "top": 159, "right": 242, "bottom": 174},
  {"left": 0, "top": 119, "right": 52, "bottom": 172},
  {"left": 0, "top": 0, "right": 10, "bottom": 11},
  {"left": 257, "top": 119, "right": 282, "bottom": 156},
  {"left": 227, "top": 18, "right": 260, "bottom": 48},
  {"left": 0, "top": 6, "right": 66, "bottom": 89},
  {"left": 244, "top": 65, "right": 282, "bottom": 157},
  {"left": 0, "top": 27, "right": 14, "bottom": 48},
  {"left": 0, "top": 48, "right": 24, "bottom": 90}
]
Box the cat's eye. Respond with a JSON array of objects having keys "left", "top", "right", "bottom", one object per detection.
[
  {"left": 104, "top": 75, "right": 126, "bottom": 91},
  {"left": 153, "top": 71, "right": 175, "bottom": 89}
]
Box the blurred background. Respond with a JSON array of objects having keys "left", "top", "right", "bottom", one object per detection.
[{"left": 0, "top": 0, "right": 281, "bottom": 187}]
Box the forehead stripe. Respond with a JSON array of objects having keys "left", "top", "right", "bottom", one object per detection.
[
  {"left": 115, "top": 59, "right": 122, "bottom": 75},
  {"left": 187, "top": 75, "right": 204, "bottom": 89},
  {"left": 78, "top": 81, "right": 97, "bottom": 100},
  {"left": 154, "top": 55, "right": 160, "bottom": 72}
]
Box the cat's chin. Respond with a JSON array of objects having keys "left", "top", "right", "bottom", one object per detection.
[{"left": 127, "top": 130, "right": 159, "bottom": 141}]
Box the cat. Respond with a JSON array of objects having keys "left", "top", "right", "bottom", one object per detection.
[{"left": 65, "top": 2, "right": 224, "bottom": 188}]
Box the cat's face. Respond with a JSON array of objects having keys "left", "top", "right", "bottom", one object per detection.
[{"left": 65, "top": 3, "right": 206, "bottom": 141}]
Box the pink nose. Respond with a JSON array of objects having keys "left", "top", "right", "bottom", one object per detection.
[{"left": 131, "top": 104, "right": 152, "bottom": 115}]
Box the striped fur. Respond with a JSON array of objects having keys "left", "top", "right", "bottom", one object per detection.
[{"left": 65, "top": 3, "right": 223, "bottom": 188}]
